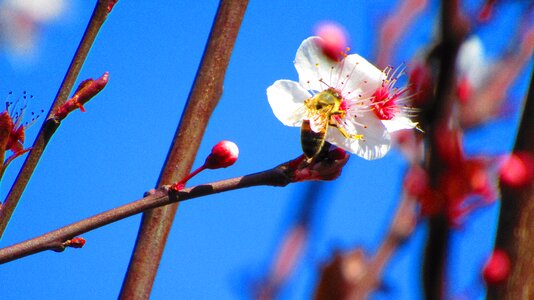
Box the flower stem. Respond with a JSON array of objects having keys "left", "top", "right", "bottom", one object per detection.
[{"left": 173, "top": 165, "right": 207, "bottom": 189}]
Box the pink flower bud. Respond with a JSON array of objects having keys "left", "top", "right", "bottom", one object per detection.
[
  {"left": 456, "top": 76, "right": 472, "bottom": 104},
  {"left": 314, "top": 22, "right": 349, "bottom": 61},
  {"left": 204, "top": 140, "right": 239, "bottom": 169},
  {"left": 478, "top": 0, "right": 496, "bottom": 22},
  {"left": 69, "top": 237, "right": 86, "bottom": 248},
  {"left": 107, "top": 0, "right": 118, "bottom": 12},
  {"left": 0, "top": 111, "right": 14, "bottom": 151},
  {"left": 482, "top": 249, "right": 510, "bottom": 285},
  {"left": 55, "top": 72, "right": 109, "bottom": 120},
  {"left": 499, "top": 152, "right": 534, "bottom": 188},
  {"left": 63, "top": 237, "right": 86, "bottom": 249}
]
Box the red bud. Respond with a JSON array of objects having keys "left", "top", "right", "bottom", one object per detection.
[
  {"left": 314, "top": 22, "right": 349, "bottom": 62},
  {"left": 499, "top": 152, "right": 534, "bottom": 188},
  {"left": 483, "top": 249, "right": 510, "bottom": 285},
  {"left": 55, "top": 72, "right": 109, "bottom": 120},
  {"left": 204, "top": 140, "right": 239, "bottom": 169}
]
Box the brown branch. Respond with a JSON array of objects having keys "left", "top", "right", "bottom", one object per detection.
[
  {"left": 119, "top": 1, "right": 249, "bottom": 298},
  {"left": 0, "top": 0, "right": 117, "bottom": 239},
  {"left": 422, "top": 1, "right": 468, "bottom": 299},
  {"left": 0, "top": 151, "right": 349, "bottom": 264},
  {"left": 487, "top": 66, "right": 534, "bottom": 298},
  {"left": 0, "top": 167, "right": 290, "bottom": 264},
  {"left": 313, "top": 193, "right": 418, "bottom": 300}
]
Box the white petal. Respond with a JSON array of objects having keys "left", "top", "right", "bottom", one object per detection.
[
  {"left": 294, "top": 36, "right": 339, "bottom": 92},
  {"left": 326, "top": 113, "right": 391, "bottom": 160},
  {"left": 339, "top": 53, "right": 383, "bottom": 99},
  {"left": 382, "top": 116, "right": 418, "bottom": 132},
  {"left": 266, "top": 80, "right": 310, "bottom": 127},
  {"left": 294, "top": 37, "right": 383, "bottom": 101},
  {"left": 457, "top": 36, "right": 487, "bottom": 87}
]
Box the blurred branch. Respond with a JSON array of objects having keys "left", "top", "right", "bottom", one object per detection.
[
  {"left": 313, "top": 193, "right": 417, "bottom": 299},
  {"left": 488, "top": 66, "right": 534, "bottom": 298},
  {"left": 460, "top": 24, "right": 534, "bottom": 128},
  {"left": 0, "top": 0, "right": 117, "bottom": 239},
  {"left": 255, "top": 181, "right": 323, "bottom": 299},
  {"left": 422, "top": 1, "right": 468, "bottom": 299},
  {"left": 375, "top": 0, "right": 427, "bottom": 68},
  {"left": 119, "top": 1, "right": 249, "bottom": 298},
  {"left": 0, "top": 151, "right": 350, "bottom": 264}
]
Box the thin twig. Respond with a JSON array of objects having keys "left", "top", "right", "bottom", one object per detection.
[
  {"left": 0, "top": 166, "right": 290, "bottom": 264},
  {"left": 313, "top": 193, "right": 418, "bottom": 300},
  {"left": 0, "top": 150, "right": 350, "bottom": 265},
  {"left": 0, "top": 0, "right": 117, "bottom": 239},
  {"left": 119, "top": 1, "right": 249, "bottom": 298}
]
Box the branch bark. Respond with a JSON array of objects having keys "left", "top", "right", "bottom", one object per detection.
[
  {"left": 0, "top": 144, "right": 349, "bottom": 265},
  {"left": 119, "top": 1, "right": 249, "bottom": 298},
  {"left": 0, "top": 166, "right": 290, "bottom": 264},
  {"left": 487, "top": 67, "right": 534, "bottom": 299},
  {"left": 0, "top": 0, "right": 117, "bottom": 239},
  {"left": 313, "top": 193, "right": 417, "bottom": 300}
]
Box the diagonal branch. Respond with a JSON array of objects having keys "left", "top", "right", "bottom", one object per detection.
[
  {"left": 0, "top": 166, "right": 290, "bottom": 264},
  {"left": 0, "top": 0, "right": 118, "bottom": 239},
  {"left": 119, "top": 1, "right": 249, "bottom": 298},
  {"left": 0, "top": 150, "right": 349, "bottom": 264},
  {"left": 487, "top": 66, "right": 534, "bottom": 299}
]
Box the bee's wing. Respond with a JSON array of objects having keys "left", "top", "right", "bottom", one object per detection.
[{"left": 310, "top": 109, "right": 330, "bottom": 132}]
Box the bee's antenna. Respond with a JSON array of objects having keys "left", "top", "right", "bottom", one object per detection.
[{"left": 318, "top": 78, "right": 333, "bottom": 89}]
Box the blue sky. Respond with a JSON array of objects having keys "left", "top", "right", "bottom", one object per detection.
[{"left": 0, "top": 0, "right": 531, "bottom": 299}]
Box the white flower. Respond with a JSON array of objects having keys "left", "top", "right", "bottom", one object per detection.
[
  {"left": 457, "top": 36, "right": 488, "bottom": 89},
  {"left": 267, "top": 36, "right": 417, "bottom": 160}
]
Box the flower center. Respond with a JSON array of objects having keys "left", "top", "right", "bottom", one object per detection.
[{"left": 371, "top": 84, "right": 403, "bottom": 120}]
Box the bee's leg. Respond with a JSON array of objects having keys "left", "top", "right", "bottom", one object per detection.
[{"left": 330, "top": 123, "right": 364, "bottom": 140}]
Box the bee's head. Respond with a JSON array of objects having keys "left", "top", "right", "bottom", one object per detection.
[{"left": 313, "top": 88, "right": 342, "bottom": 109}]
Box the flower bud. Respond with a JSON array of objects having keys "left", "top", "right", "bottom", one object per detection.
[
  {"left": 107, "top": 0, "right": 118, "bottom": 12},
  {"left": 314, "top": 22, "right": 349, "bottom": 62},
  {"left": 204, "top": 140, "right": 239, "bottom": 169},
  {"left": 499, "top": 152, "right": 534, "bottom": 188},
  {"left": 0, "top": 111, "right": 14, "bottom": 150},
  {"left": 54, "top": 72, "right": 109, "bottom": 120},
  {"left": 63, "top": 237, "right": 86, "bottom": 249},
  {"left": 482, "top": 249, "right": 510, "bottom": 285}
]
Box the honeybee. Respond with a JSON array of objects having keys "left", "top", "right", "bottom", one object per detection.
[{"left": 301, "top": 88, "right": 362, "bottom": 160}]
